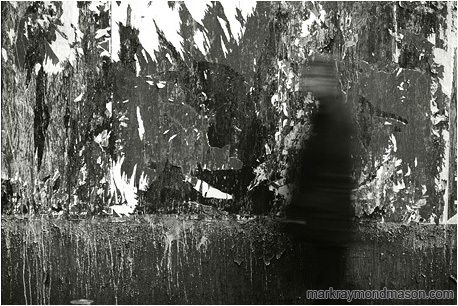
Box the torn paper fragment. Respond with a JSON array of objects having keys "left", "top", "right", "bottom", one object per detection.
[
  {"left": 136, "top": 106, "right": 145, "bottom": 141},
  {"left": 185, "top": 176, "right": 233, "bottom": 200},
  {"left": 74, "top": 93, "right": 83, "bottom": 103}
]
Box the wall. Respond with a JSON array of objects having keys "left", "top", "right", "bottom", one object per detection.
[
  {"left": 1, "top": 216, "right": 457, "bottom": 304},
  {"left": 2, "top": 1, "right": 456, "bottom": 221}
]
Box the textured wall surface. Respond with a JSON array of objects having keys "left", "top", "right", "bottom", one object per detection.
[
  {"left": 1, "top": 2, "right": 457, "bottom": 305},
  {"left": 1, "top": 1, "right": 457, "bottom": 221},
  {"left": 1, "top": 216, "right": 457, "bottom": 304}
]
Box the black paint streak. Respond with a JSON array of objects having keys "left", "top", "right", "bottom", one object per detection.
[
  {"left": 358, "top": 96, "right": 408, "bottom": 126},
  {"left": 33, "top": 68, "right": 49, "bottom": 171}
]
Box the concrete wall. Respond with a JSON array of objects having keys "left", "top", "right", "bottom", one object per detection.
[{"left": 1, "top": 216, "right": 456, "bottom": 304}]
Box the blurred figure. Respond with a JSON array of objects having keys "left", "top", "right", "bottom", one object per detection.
[{"left": 283, "top": 56, "right": 354, "bottom": 301}]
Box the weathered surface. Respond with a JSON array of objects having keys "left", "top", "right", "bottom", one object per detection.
[
  {"left": 1, "top": 216, "right": 456, "bottom": 304},
  {"left": 2, "top": 1, "right": 456, "bottom": 221}
]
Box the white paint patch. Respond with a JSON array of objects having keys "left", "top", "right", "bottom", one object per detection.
[
  {"left": 111, "top": 2, "right": 122, "bottom": 62},
  {"left": 375, "top": 165, "right": 385, "bottom": 209},
  {"left": 185, "top": 176, "right": 233, "bottom": 200},
  {"left": 112, "top": 1, "right": 182, "bottom": 62},
  {"left": 88, "top": 1, "right": 109, "bottom": 14},
  {"left": 296, "top": 109, "right": 305, "bottom": 119},
  {"left": 271, "top": 93, "right": 279, "bottom": 105},
  {"left": 421, "top": 184, "right": 427, "bottom": 195},
  {"left": 7, "top": 28, "right": 15, "bottom": 45},
  {"left": 217, "top": 16, "right": 230, "bottom": 40},
  {"left": 168, "top": 134, "right": 177, "bottom": 142},
  {"left": 105, "top": 101, "right": 112, "bottom": 117},
  {"left": 34, "top": 63, "right": 41, "bottom": 75},
  {"left": 1, "top": 48, "right": 7, "bottom": 62},
  {"left": 282, "top": 102, "right": 289, "bottom": 117},
  {"left": 165, "top": 53, "right": 172, "bottom": 64},
  {"left": 219, "top": 0, "right": 256, "bottom": 42},
  {"left": 184, "top": 1, "right": 211, "bottom": 26},
  {"left": 134, "top": 54, "right": 141, "bottom": 77},
  {"left": 447, "top": 214, "right": 457, "bottom": 224},
  {"left": 138, "top": 171, "right": 148, "bottom": 191},
  {"left": 108, "top": 204, "right": 134, "bottom": 217},
  {"left": 276, "top": 185, "right": 290, "bottom": 200},
  {"left": 136, "top": 106, "right": 145, "bottom": 141},
  {"left": 265, "top": 143, "right": 271, "bottom": 155},
  {"left": 220, "top": 37, "right": 228, "bottom": 57},
  {"left": 94, "top": 130, "right": 110, "bottom": 149},
  {"left": 389, "top": 134, "right": 397, "bottom": 153},
  {"left": 43, "top": 1, "right": 80, "bottom": 74},
  {"left": 405, "top": 166, "right": 411, "bottom": 177},
  {"left": 282, "top": 119, "right": 288, "bottom": 128},
  {"left": 95, "top": 27, "right": 110, "bottom": 39},
  {"left": 393, "top": 179, "right": 405, "bottom": 193},
  {"left": 110, "top": 156, "right": 138, "bottom": 209},
  {"left": 248, "top": 163, "right": 268, "bottom": 191},
  {"left": 74, "top": 93, "right": 83, "bottom": 103},
  {"left": 301, "top": 4, "right": 326, "bottom": 37},
  {"left": 428, "top": 2, "right": 456, "bottom": 223},
  {"left": 194, "top": 29, "right": 208, "bottom": 55}
]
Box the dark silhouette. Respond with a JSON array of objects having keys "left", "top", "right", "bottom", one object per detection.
[{"left": 283, "top": 57, "right": 354, "bottom": 303}]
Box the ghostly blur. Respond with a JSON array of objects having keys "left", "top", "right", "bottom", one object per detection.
[{"left": 283, "top": 56, "right": 354, "bottom": 295}]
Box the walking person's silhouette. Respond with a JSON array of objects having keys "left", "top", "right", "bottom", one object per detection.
[{"left": 284, "top": 56, "right": 354, "bottom": 304}]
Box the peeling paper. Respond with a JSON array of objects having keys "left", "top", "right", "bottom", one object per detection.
[
  {"left": 219, "top": 0, "right": 256, "bottom": 42},
  {"left": 217, "top": 16, "right": 230, "bottom": 40},
  {"left": 136, "top": 106, "right": 145, "bottom": 141},
  {"left": 74, "top": 93, "right": 83, "bottom": 103},
  {"left": 405, "top": 166, "right": 411, "bottom": 177},
  {"left": 138, "top": 171, "right": 148, "bottom": 191},
  {"left": 300, "top": 3, "right": 326, "bottom": 37},
  {"left": 264, "top": 143, "right": 271, "bottom": 155},
  {"left": 94, "top": 130, "right": 111, "bottom": 149},
  {"left": 248, "top": 163, "right": 268, "bottom": 191},
  {"left": 168, "top": 134, "right": 177, "bottom": 142},
  {"left": 43, "top": 1, "right": 80, "bottom": 74},
  {"left": 185, "top": 176, "right": 233, "bottom": 200},
  {"left": 110, "top": 156, "right": 139, "bottom": 209},
  {"left": 393, "top": 180, "right": 405, "bottom": 193},
  {"left": 112, "top": 1, "right": 181, "bottom": 62},
  {"left": 105, "top": 102, "right": 112, "bottom": 118},
  {"left": 184, "top": 1, "right": 210, "bottom": 26},
  {"left": 1, "top": 48, "right": 7, "bottom": 62},
  {"left": 389, "top": 134, "right": 397, "bottom": 153},
  {"left": 134, "top": 54, "right": 141, "bottom": 76},
  {"left": 220, "top": 37, "right": 228, "bottom": 57},
  {"left": 421, "top": 184, "right": 427, "bottom": 195},
  {"left": 194, "top": 29, "right": 208, "bottom": 55}
]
